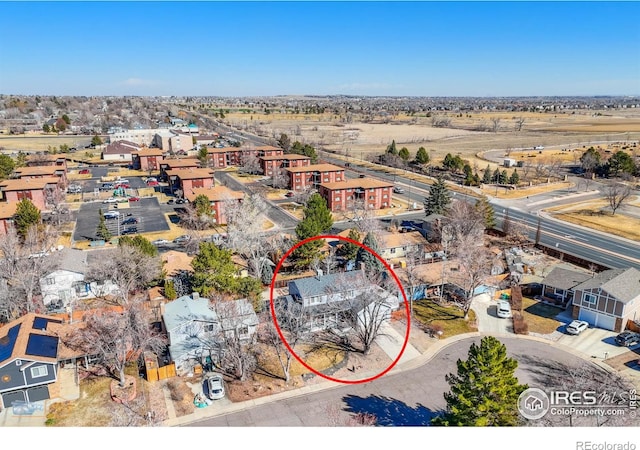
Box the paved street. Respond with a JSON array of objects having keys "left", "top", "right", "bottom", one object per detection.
[{"left": 185, "top": 337, "right": 592, "bottom": 427}]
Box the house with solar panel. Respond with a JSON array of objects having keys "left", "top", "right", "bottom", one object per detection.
[{"left": 0, "top": 313, "right": 80, "bottom": 409}]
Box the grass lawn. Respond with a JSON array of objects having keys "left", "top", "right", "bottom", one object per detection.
[
  {"left": 549, "top": 201, "right": 640, "bottom": 242},
  {"left": 520, "top": 297, "right": 564, "bottom": 335},
  {"left": 412, "top": 299, "right": 478, "bottom": 337},
  {"left": 254, "top": 342, "right": 345, "bottom": 382},
  {"left": 481, "top": 181, "right": 574, "bottom": 199},
  {"left": 46, "top": 376, "right": 114, "bottom": 426}
]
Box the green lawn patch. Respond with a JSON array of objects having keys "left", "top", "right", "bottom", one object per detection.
[{"left": 412, "top": 300, "right": 477, "bottom": 338}]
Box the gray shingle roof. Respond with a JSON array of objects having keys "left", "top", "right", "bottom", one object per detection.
[
  {"left": 574, "top": 268, "right": 640, "bottom": 304},
  {"left": 289, "top": 270, "right": 367, "bottom": 298},
  {"left": 542, "top": 267, "right": 591, "bottom": 291}
]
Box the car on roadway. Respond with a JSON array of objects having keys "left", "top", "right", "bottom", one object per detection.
[
  {"left": 615, "top": 331, "right": 640, "bottom": 347},
  {"left": 565, "top": 320, "right": 589, "bottom": 335},
  {"left": 103, "top": 211, "right": 120, "bottom": 220},
  {"left": 103, "top": 197, "right": 118, "bottom": 203},
  {"left": 204, "top": 374, "right": 225, "bottom": 400},
  {"left": 122, "top": 217, "right": 138, "bottom": 225},
  {"left": 173, "top": 235, "right": 191, "bottom": 244},
  {"left": 152, "top": 239, "right": 170, "bottom": 246},
  {"left": 393, "top": 186, "right": 405, "bottom": 194},
  {"left": 496, "top": 300, "right": 512, "bottom": 319}
]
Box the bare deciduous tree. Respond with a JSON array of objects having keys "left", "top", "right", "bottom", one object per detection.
[
  {"left": 272, "top": 167, "right": 288, "bottom": 189},
  {"left": 443, "top": 199, "right": 485, "bottom": 243},
  {"left": 240, "top": 151, "right": 262, "bottom": 175},
  {"left": 605, "top": 182, "right": 632, "bottom": 216},
  {"left": 44, "top": 185, "right": 70, "bottom": 227},
  {"left": 514, "top": 116, "right": 525, "bottom": 132},
  {"left": 491, "top": 117, "right": 501, "bottom": 133},
  {"left": 449, "top": 234, "right": 492, "bottom": 320}
]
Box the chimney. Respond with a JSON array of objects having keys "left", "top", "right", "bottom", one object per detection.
[
  {"left": 316, "top": 269, "right": 323, "bottom": 280},
  {"left": 192, "top": 292, "right": 200, "bottom": 301}
]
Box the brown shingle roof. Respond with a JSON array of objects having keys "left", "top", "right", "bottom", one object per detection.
[
  {"left": 185, "top": 185, "right": 244, "bottom": 203},
  {"left": 103, "top": 140, "right": 140, "bottom": 155},
  {"left": 286, "top": 163, "right": 344, "bottom": 173},
  {"left": 162, "top": 159, "right": 200, "bottom": 169},
  {"left": 14, "top": 166, "right": 64, "bottom": 177},
  {"left": 133, "top": 148, "right": 164, "bottom": 157},
  {"left": 0, "top": 201, "right": 18, "bottom": 219},
  {"left": 379, "top": 230, "right": 427, "bottom": 249},
  {"left": 0, "top": 177, "right": 60, "bottom": 191},
  {"left": 320, "top": 178, "right": 393, "bottom": 190},
  {"left": 166, "top": 168, "right": 214, "bottom": 180},
  {"left": 162, "top": 250, "right": 194, "bottom": 277},
  {"left": 255, "top": 145, "right": 282, "bottom": 152}
]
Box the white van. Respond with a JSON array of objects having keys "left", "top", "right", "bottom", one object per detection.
[{"left": 497, "top": 300, "right": 512, "bottom": 319}]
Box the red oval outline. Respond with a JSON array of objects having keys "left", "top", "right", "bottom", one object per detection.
[{"left": 269, "top": 234, "right": 411, "bottom": 384}]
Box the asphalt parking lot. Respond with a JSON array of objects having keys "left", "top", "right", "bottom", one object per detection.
[{"left": 73, "top": 197, "right": 170, "bottom": 241}]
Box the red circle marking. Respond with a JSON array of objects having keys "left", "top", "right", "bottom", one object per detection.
[{"left": 269, "top": 234, "right": 411, "bottom": 384}]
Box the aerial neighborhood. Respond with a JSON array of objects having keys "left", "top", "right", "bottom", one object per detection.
[{"left": 0, "top": 92, "right": 639, "bottom": 430}]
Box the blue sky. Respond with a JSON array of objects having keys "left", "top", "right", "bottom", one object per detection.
[{"left": 1, "top": 1, "right": 638, "bottom": 97}]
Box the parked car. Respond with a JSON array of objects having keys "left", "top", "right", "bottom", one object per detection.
[
  {"left": 115, "top": 183, "right": 130, "bottom": 189},
  {"left": 67, "top": 185, "right": 82, "bottom": 194},
  {"left": 204, "top": 374, "right": 225, "bottom": 400},
  {"left": 122, "top": 217, "right": 138, "bottom": 225},
  {"left": 359, "top": 174, "right": 366, "bottom": 178},
  {"left": 103, "top": 211, "right": 120, "bottom": 220},
  {"left": 121, "top": 227, "right": 138, "bottom": 235},
  {"left": 615, "top": 331, "right": 640, "bottom": 347},
  {"left": 176, "top": 198, "right": 186, "bottom": 204},
  {"left": 103, "top": 197, "right": 118, "bottom": 203},
  {"left": 285, "top": 191, "right": 294, "bottom": 198},
  {"left": 152, "top": 239, "right": 170, "bottom": 246},
  {"left": 78, "top": 169, "right": 91, "bottom": 175},
  {"left": 393, "top": 186, "right": 405, "bottom": 194},
  {"left": 173, "top": 235, "right": 191, "bottom": 244},
  {"left": 146, "top": 180, "right": 159, "bottom": 187},
  {"left": 565, "top": 320, "right": 589, "bottom": 335},
  {"left": 496, "top": 300, "right": 512, "bottom": 319},
  {"left": 128, "top": 196, "right": 141, "bottom": 202},
  {"left": 167, "top": 199, "right": 175, "bottom": 204}
]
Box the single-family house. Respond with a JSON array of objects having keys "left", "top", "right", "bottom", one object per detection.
[
  {"left": 184, "top": 185, "right": 243, "bottom": 224},
  {"left": 161, "top": 293, "right": 259, "bottom": 374},
  {"left": 318, "top": 178, "right": 394, "bottom": 212},
  {"left": 571, "top": 267, "right": 640, "bottom": 332},
  {"left": 101, "top": 140, "right": 140, "bottom": 162},
  {"left": 540, "top": 266, "right": 591, "bottom": 307},
  {"left": 286, "top": 163, "right": 345, "bottom": 191},
  {"left": 377, "top": 230, "right": 428, "bottom": 264},
  {"left": 0, "top": 313, "right": 82, "bottom": 409},
  {"left": 286, "top": 270, "right": 400, "bottom": 332}
]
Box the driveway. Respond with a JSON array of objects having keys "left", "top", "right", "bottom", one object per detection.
[
  {"left": 556, "top": 327, "right": 631, "bottom": 360},
  {"left": 470, "top": 293, "right": 512, "bottom": 335}
]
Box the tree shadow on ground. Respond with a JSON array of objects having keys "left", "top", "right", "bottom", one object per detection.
[{"left": 342, "top": 394, "right": 442, "bottom": 426}]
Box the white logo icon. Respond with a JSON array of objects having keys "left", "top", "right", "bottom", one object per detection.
[{"left": 518, "top": 388, "right": 550, "bottom": 420}]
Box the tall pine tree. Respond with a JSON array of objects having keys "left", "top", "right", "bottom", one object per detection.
[
  {"left": 96, "top": 208, "right": 112, "bottom": 241},
  {"left": 294, "top": 193, "right": 333, "bottom": 266},
  {"left": 14, "top": 198, "right": 41, "bottom": 239},
  {"left": 338, "top": 228, "right": 361, "bottom": 262},
  {"left": 482, "top": 165, "right": 492, "bottom": 184},
  {"left": 415, "top": 146, "right": 429, "bottom": 164},
  {"left": 475, "top": 195, "right": 496, "bottom": 230},
  {"left": 423, "top": 176, "right": 451, "bottom": 216},
  {"left": 356, "top": 232, "right": 384, "bottom": 273},
  {"left": 432, "top": 336, "right": 528, "bottom": 426}
]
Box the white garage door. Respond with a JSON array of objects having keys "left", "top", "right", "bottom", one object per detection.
[{"left": 579, "top": 309, "right": 616, "bottom": 331}]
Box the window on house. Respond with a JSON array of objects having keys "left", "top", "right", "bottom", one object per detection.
[
  {"left": 45, "top": 277, "right": 55, "bottom": 286},
  {"left": 335, "top": 196, "right": 341, "bottom": 201},
  {"left": 204, "top": 324, "right": 215, "bottom": 332},
  {"left": 584, "top": 293, "right": 597, "bottom": 305},
  {"left": 391, "top": 248, "right": 396, "bottom": 254},
  {"left": 238, "top": 326, "right": 249, "bottom": 337},
  {"left": 31, "top": 365, "right": 48, "bottom": 378}
]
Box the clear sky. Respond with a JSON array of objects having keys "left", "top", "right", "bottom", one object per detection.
[{"left": 1, "top": 1, "right": 639, "bottom": 97}]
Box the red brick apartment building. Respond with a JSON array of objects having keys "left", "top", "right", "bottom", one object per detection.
[
  {"left": 132, "top": 148, "right": 165, "bottom": 171},
  {"left": 159, "top": 158, "right": 200, "bottom": 180},
  {"left": 13, "top": 165, "right": 67, "bottom": 185},
  {"left": 260, "top": 154, "right": 311, "bottom": 176},
  {"left": 318, "top": 178, "right": 394, "bottom": 211},
  {"left": 25, "top": 154, "right": 67, "bottom": 171},
  {"left": 0, "top": 177, "right": 61, "bottom": 211},
  {"left": 166, "top": 168, "right": 215, "bottom": 193},
  {"left": 206, "top": 146, "right": 285, "bottom": 169},
  {"left": 286, "top": 164, "right": 345, "bottom": 191},
  {"left": 184, "top": 186, "right": 244, "bottom": 224}
]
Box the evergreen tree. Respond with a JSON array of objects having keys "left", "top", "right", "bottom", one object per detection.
[
  {"left": 14, "top": 198, "right": 41, "bottom": 239},
  {"left": 96, "top": 208, "right": 112, "bottom": 241},
  {"left": 118, "top": 235, "right": 158, "bottom": 256},
  {"left": 398, "top": 147, "right": 410, "bottom": 161},
  {"left": 475, "top": 195, "right": 496, "bottom": 229},
  {"left": 356, "top": 232, "right": 384, "bottom": 273},
  {"left": 294, "top": 193, "right": 334, "bottom": 265},
  {"left": 42, "top": 124, "right": 51, "bottom": 133},
  {"left": 423, "top": 177, "right": 451, "bottom": 216},
  {"left": 164, "top": 280, "right": 177, "bottom": 300},
  {"left": 15, "top": 151, "right": 27, "bottom": 168},
  {"left": 193, "top": 194, "right": 212, "bottom": 216},
  {"left": 463, "top": 164, "right": 474, "bottom": 186},
  {"left": 338, "top": 228, "right": 361, "bottom": 261},
  {"left": 191, "top": 242, "right": 242, "bottom": 296},
  {"left": 482, "top": 165, "right": 492, "bottom": 184},
  {"left": 509, "top": 169, "right": 520, "bottom": 185},
  {"left": 198, "top": 145, "right": 209, "bottom": 164},
  {"left": 0, "top": 154, "right": 15, "bottom": 180},
  {"left": 499, "top": 169, "right": 508, "bottom": 184},
  {"left": 491, "top": 167, "right": 501, "bottom": 183},
  {"left": 261, "top": 262, "right": 274, "bottom": 286},
  {"left": 386, "top": 140, "right": 398, "bottom": 155},
  {"left": 432, "top": 336, "right": 528, "bottom": 426},
  {"left": 415, "top": 146, "right": 430, "bottom": 164},
  {"left": 91, "top": 135, "right": 103, "bottom": 146}
]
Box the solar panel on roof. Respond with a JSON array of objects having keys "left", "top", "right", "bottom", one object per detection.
[
  {"left": 0, "top": 324, "right": 21, "bottom": 363},
  {"left": 25, "top": 334, "right": 58, "bottom": 359},
  {"left": 32, "top": 317, "right": 62, "bottom": 330}
]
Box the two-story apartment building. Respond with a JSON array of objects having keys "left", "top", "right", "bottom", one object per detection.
[
  {"left": 260, "top": 154, "right": 311, "bottom": 176},
  {"left": 285, "top": 164, "right": 345, "bottom": 191},
  {"left": 184, "top": 186, "right": 243, "bottom": 224},
  {"left": 205, "top": 148, "right": 243, "bottom": 169},
  {"left": 13, "top": 165, "right": 67, "bottom": 185},
  {"left": 25, "top": 154, "right": 67, "bottom": 171},
  {"left": 166, "top": 168, "right": 215, "bottom": 193},
  {"left": 159, "top": 158, "right": 201, "bottom": 181},
  {"left": 131, "top": 148, "right": 165, "bottom": 172},
  {"left": 318, "top": 178, "right": 394, "bottom": 212},
  {"left": 0, "top": 177, "right": 61, "bottom": 211}
]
